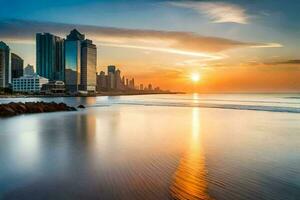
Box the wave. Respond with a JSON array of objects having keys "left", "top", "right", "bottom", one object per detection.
[
  {"left": 155, "top": 97, "right": 300, "bottom": 105},
  {"left": 92, "top": 100, "right": 300, "bottom": 114}
]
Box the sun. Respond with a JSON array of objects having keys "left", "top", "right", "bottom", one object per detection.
[{"left": 191, "top": 73, "right": 201, "bottom": 82}]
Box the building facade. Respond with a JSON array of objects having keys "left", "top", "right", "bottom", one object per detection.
[
  {"left": 96, "top": 66, "right": 138, "bottom": 92},
  {"left": 107, "top": 65, "right": 116, "bottom": 74},
  {"left": 96, "top": 71, "right": 107, "bottom": 92},
  {"left": 80, "top": 39, "right": 97, "bottom": 92},
  {"left": 11, "top": 53, "right": 24, "bottom": 79},
  {"left": 0, "top": 41, "right": 11, "bottom": 88},
  {"left": 65, "top": 29, "right": 84, "bottom": 92},
  {"left": 24, "top": 64, "right": 35, "bottom": 76},
  {"left": 108, "top": 71, "right": 115, "bottom": 90},
  {"left": 41, "top": 81, "right": 65, "bottom": 94},
  {"left": 36, "top": 33, "right": 65, "bottom": 81},
  {"left": 12, "top": 74, "right": 49, "bottom": 93}
]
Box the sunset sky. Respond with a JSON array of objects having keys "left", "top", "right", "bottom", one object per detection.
[{"left": 0, "top": 0, "right": 300, "bottom": 92}]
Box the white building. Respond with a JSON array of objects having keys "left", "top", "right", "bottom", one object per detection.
[{"left": 12, "top": 74, "right": 49, "bottom": 93}]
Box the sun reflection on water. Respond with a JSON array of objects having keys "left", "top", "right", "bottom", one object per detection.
[{"left": 169, "top": 107, "right": 212, "bottom": 200}]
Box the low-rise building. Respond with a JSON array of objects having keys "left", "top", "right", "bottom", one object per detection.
[
  {"left": 12, "top": 74, "right": 48, "bottom": 93},
  {"left": 41, "top": 81, "right": 65, "bottom": 94}
]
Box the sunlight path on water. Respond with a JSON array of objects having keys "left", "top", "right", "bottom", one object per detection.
[{"left": 169, "top": 106, "right": 213, "bottom": 200}]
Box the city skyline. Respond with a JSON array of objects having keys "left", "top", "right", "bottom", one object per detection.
[
  {"left": 0, "top": 0, "right": 300, "bottom": 92},
  {"left": 0, "top": 35, "right": 165, "bottom": 94}
]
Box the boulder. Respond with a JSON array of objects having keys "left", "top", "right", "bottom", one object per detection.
[
  {"left": 77, "top": 105, "right": 85, "bottom": 109},
  {"left": 0, "top": 102, "right": 77, "bottom": 117}
]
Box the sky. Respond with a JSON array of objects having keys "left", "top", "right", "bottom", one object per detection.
[{"left": 0, "top": 0, "right": 300, "bottom": 92}]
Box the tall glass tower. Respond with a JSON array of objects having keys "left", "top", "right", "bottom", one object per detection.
[
  {"left": 11, "top": 53, "right": 24, "bottom": 79},
  {"left": 0, "top": 41, "right": 11, "bottom": 88},
  {"left": 81, "top": 39, "right": 97, "bottom": 92},
  {"left": 36, "top": 33, "right": 65, "bottom": 81},
  {"left": 65, "top": 29, "right": 85, "bottom": 92}
]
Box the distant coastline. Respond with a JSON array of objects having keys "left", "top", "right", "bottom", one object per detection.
[{"left": 0, "top": 91, "right": 184, "bottom": 98}]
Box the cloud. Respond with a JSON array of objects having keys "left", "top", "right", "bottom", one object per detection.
[
  {"left": 250, "top": 43, "right": 283, "bottom": 48},
  {"left": 265, "top": 60, "right": 300, "bottom": 65},
  {"left": 0, "top": 19, "right": 279, "bottom": 60},
  {"left": 169, "top": 1, "right": 248, "bottom": 24}
]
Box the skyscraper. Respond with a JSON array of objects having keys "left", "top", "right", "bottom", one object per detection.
[
  {"left": 81, "top": 39, "right": 97, "bottom": 92},
  {"left": 107, "top": 65, "right": 116, "bottom": 74},
  {"left": 97, "top": 71, "right": 107, "bottom": 92},
  {"left": 130, "top": 78, "right": 135, "bottom": 89},
  {"left": 108, "top": 71, "right": 115, "bottom": 90},
  {"left": 24, "top": 64, "right": 34, "bottom": 76},
  {"left": 36, "top": 33, "right": 65, "bottom": 81},
  {"left": 11, "top": 53, "right": 24, "bottom": 79},
  {"left": 115, "top": 69, "right": 123, "bottom": 90},
  {"left": 65, "top": 29, "right": 84, "bottom": 92},
  {"left": 65, "top": 29, "right": 97, "bottom": 93},
  {"left": 0, "top": 41, "right": 11, "bottom": 88}
]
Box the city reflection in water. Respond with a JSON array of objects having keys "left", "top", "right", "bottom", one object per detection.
[{"left": 170, "top": 107, "right": 212, "bottom": 200}]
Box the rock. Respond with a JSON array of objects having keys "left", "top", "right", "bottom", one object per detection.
[
  {"left": 0, "top": 102, "right": 77, "bottom": 117},
  {"left": 77, "top": 105, "right": 85, "bottom": 109}
]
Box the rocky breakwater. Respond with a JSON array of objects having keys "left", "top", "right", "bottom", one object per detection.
[{"left": 0, "top": 102, "right": 77, "bottom": 117}]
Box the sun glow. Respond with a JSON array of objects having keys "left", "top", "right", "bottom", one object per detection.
[{"left": 191, "top": 73, "right": 201, "bottom": 82}]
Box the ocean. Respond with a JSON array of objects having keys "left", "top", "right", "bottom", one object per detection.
[{"left": 0, "top": 94, "right": 299, "bottom": 200}]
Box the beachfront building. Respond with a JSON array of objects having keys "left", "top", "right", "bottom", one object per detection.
[
  {"left": 12, "top": 74, "right": 49, "bottom": 93},
  {"left": 0, "top": 41, "right": 11, "bottom": 88},
  {"left": 65, "top": 29, "right": 97, "bottom": 93},
  {"left": 41, "top": 81, "right": 65, "bottom": 94},
  {"left": 11, "top": 53, "right": 24, "bottom": 79},
  {"left": 80, "top": 39, "right": 97, "bottom": 92},
  {"left": 65, "top": 29, "right": 84, "bottom": 92},
  {"left": 36, "top": 33, "right": 65, "bottom": 81}
]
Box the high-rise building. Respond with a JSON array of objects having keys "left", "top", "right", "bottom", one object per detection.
[
  {"left": 108, "top": 71, "right": 115, "bottom": 90},
  {"left": 122, "top": 76, "right": 125, "bottom": 85},
  {"left": 80, "top": 39, "right": 97, "bottom": 92},
  {"left": 11, "top": 53, "right": 24, "bottom": 79},
  {"left": 140, "top": 84, "right": 144, "bottom": 90},
  {"left": 24, "top": 64, "right": 35, "bottom": 76},
  {"left": 0, "top": 41, "right": 11, "bottom": 88},
  {"left": 154, "top": 87, "right": 160, "bottom": 91},
  {"left": 107, "top": 65, "right": 116, "bottom": 74},
  {"left": 97, "top": 71, "right": 107, "bottom": 92},
  {"left": 126, "top": 78, "right": 129, "bottom": 87},
  {"left": 148, "top": 84, "right": 152, "bottom": 91},
  {"left": 65, "top": 29, "right": 84, "bottom": 92},
  {"left": 36, "top": 33, "right": 65, "bottom": 81},
  {"left": 65, "top": 29, "right": 97, "bottom": 93},
  {"left": 129, "top": 78, "right": 135, "bottom": 89},
  {"left": 115, "top": 69, "right": 123, "bottom": 90}
]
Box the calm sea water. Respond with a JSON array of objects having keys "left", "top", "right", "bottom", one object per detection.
[{"left": 0, "top": 94, "right": 300, "bottom": 200}]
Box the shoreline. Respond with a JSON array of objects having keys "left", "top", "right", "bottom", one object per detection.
[{"left": 0, "top": 91, "right": 184, "bottom": 98}]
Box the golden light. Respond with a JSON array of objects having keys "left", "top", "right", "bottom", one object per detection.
[{"left": 191, "top": 73, "right": 201, "bottom": 82}]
